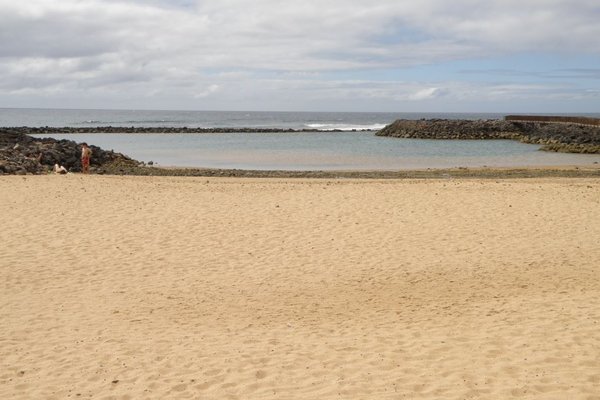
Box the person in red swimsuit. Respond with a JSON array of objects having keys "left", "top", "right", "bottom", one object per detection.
[{"left": 81, "top": 143, "right": 92, "bottom": 174}]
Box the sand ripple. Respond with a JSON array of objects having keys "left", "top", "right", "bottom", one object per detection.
[{"left": 1, "top": 175, "right": 599, "bottom": 399}]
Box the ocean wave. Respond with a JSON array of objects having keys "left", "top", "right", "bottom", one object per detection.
[
  {"left": 305, "top": 123, "right": 386, "bottom": 131},
  {"left": 123, "top": 120, "right": 172, "bottom": 124}
]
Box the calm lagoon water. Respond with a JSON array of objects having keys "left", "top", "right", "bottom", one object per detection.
[
  {"left": 32, "top": 131, "right": 600, "bottom": 171},
  {"left": 9, "top": 108, "right": 600, "bottom": 170}
]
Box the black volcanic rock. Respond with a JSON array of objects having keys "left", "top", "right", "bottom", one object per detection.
[
  {"left": 0, "top": 129, "right": 139, "bottom": 175},
  {"left": 376, "top": 119, "right": 600, "bottom": 153}
]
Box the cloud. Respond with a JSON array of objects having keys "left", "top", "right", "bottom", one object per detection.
[
  {"left": 409, "top": 87, "right": 445, "bottom": 100},
  {"left": 0, "top": 0, "right": 599, "bottom": 110},
  {"left": 3, "top": 1, "right": 599, "bottom": 67},
  {"left": 193, "top": 84, "right": 220, "bottom": 98}
]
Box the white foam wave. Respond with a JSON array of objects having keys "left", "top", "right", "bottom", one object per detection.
[{"left": 305, "top": 123, "right": 386, "bottom": 131}]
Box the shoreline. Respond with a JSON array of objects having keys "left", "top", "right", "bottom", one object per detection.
[{"left": 99, "top": 161, "right": 600, "bottom": 179}]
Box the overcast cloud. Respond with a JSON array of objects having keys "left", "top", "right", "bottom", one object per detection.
[{"left": 1, "top": 0, "right": 599, "bottom": 111}]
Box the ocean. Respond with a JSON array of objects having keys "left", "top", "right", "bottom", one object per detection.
[
  {"left": 0, "top": 108, "right": 513, "bottom": 130},
  {"left": 3, "top": 108, "right": 600, "bottom": 170}
]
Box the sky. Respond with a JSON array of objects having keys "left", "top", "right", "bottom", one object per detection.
[{"left": 1, "top": 0, "right": 599, "bottom": 112}]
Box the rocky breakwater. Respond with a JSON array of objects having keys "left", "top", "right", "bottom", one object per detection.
[
  {"left": 376, "top": 119, "right": 600, "bottom": 153},
  {"left": 0, "top": 129, "right": 140, "bottom": 175},
  {"left": 4, "top": 126, "right": 333, "bottom": 134}
]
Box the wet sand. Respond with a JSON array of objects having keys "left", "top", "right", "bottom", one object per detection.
[{"left": 1, "top": 175, "right": 599, "bottom": 399}]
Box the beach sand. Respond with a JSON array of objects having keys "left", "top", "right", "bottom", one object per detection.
[{"left": 1, "top": 175, "right": 599, "bottom": 399}]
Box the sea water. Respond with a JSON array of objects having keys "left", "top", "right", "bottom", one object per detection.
[
  {"left": 0, "top": 108, "right": 510, "bottom": 130},
  {"left": 4, "top": 108, "right": 600, "bottom": 170}
]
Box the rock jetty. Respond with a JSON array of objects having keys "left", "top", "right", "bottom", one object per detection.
[
  {"left": 0, "top": 126, "right": 353, "bottom": 134},
  {"left": 0, "top": 129, "right": 139, "bottom": 175},
  {"left": 376, "top": 118, "right": 600, "bottom": 153}
]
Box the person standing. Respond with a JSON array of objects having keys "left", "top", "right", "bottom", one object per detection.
[{"left": 81, "top": 143, "right": 92, "bottom": 174}]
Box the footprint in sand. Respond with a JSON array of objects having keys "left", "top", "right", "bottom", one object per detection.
[{"left": 255, "top": 370, "right": 267, "bottom": 379}]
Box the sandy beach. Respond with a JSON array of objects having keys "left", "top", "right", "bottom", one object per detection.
[{"left": 1, "top": 174, "right": 599, "bottom": 399}]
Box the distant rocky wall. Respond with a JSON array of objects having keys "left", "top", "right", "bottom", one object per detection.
[
  {"left": 376, "top": 119, "right": 600, "bottom": 153},
  {"left": 1, "top": 126, "right": 335, "bottom": 134},
  {"left": 505, "top": 115, "right": 600, "bottom": 127}
]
